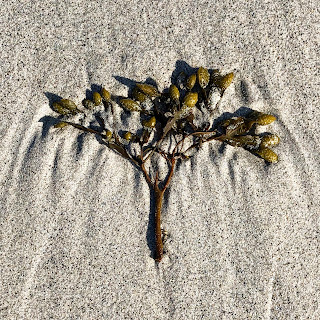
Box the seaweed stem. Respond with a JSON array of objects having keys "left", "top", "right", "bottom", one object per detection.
[{"left": 154, "top": 173, "right": 164, "bottom": 262}]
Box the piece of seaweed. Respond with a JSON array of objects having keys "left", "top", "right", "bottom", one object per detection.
[{"left": 48, "top": 66, "right": 280, "bottom": 263}]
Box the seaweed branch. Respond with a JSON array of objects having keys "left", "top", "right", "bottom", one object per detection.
[{"left": 49, "top": 66, "right": 280, "bottom": 262}]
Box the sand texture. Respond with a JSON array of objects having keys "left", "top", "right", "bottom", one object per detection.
[{"left": 1, "top": 1, "right": 319, "bottom": 319}]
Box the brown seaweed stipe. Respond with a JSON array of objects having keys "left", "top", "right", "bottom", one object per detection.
[{"left": 50, "top": 66, "right": 280, "bottom": 262}]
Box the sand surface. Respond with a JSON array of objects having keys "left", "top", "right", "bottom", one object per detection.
[{"left": 1, "top": 1, "right": 319, "bottom": 319}]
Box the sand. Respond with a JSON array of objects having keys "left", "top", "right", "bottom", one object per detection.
[{"left": 1, "top": 1, "right": 319, "bottom": 319}]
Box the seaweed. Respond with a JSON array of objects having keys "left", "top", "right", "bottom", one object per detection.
[{"left": 48, "top": 66, "right": 280, "bottom": 263}]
